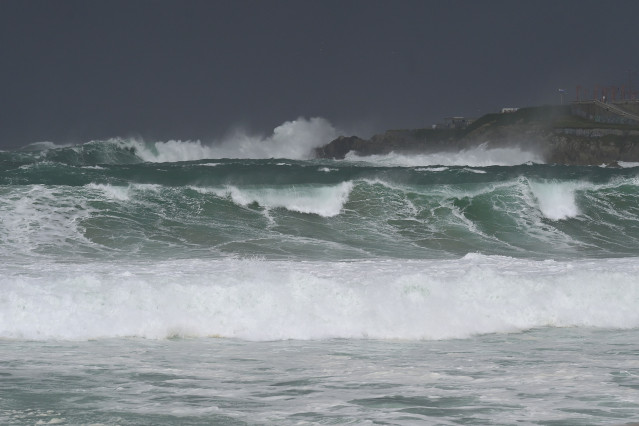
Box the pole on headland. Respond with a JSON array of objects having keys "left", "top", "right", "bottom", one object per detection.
[{"left": 558, "top": 89, "right": 566, "bottom": 105}]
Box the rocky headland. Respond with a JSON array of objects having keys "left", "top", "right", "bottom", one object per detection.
[{"left": 315, "top": 103, "right": 639, "bottom": 165}]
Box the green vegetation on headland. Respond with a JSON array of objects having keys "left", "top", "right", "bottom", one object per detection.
[{"left": 315, "top": 103, "right": 639, "bottom": 165}]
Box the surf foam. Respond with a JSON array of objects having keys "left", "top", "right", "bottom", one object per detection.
[
  {"left": 346, "top": 144, "right": 542, "bottom": 167},
  {"left": 208, "top": 182, "right": 353, "bottom": 217},
  {"left": 132, "top": 117, "right": 339, "bottom": 162},
  {"left": 0, "top": 185, "right": 93, "bottom": 255},
  {"left": 527, "top": 180, "right": 584, "bottom": 220},
  {"left": 2, "top": 256, "right": 639, "bottom": 341}
]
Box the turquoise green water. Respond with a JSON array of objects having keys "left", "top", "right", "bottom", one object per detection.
[
  {"left": 2, "top": 329, "right": 639, "bottom": 425},
  {"left": 2, "top": 138, "right": 639, "bottom": 424},
  {"left": 2, "top": 140, "right": 639, "bottom": 261}
]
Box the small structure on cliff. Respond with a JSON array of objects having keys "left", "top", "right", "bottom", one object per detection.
[
  {"left": 434, "top": 116, "right": 474, "bottom": 130},
  {"left": 445, "top": 117, "right": 471, "bottom": 129}
]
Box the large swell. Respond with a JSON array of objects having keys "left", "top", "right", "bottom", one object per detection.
[
  {"left": 2, "top": 154, "right": 639, "bottom": 260},
  {"left": 3, "top": 137, "right": 639, "bottom": 341}
]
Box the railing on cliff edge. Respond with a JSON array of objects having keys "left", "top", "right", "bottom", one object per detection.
[{"left": 588, "top": 100, "right": 639, "bottom": 123}]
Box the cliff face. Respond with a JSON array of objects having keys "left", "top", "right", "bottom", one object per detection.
[
  {"left": 314, "top": 136, "right": 371, "bottom": 159},
  {"left": 546, "top": 129, "right": 639, "bottom": 164},
  {"left": 314, "top": 105, "right": 639, "bottom": 165}
]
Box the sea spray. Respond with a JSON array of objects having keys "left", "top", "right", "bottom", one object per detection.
[
  {"left": 134, "top": 117, "right": 340, "bottom": 162},
  {"left": 2, "top": 117, "right": 340, "bottom": 167},
  {"left": 527, "top": 180, "right": 583, "bottom": 220}
]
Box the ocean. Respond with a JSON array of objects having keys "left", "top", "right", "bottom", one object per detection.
[{"left": 2, "top": 124, "right": 639, "bottom": 425}]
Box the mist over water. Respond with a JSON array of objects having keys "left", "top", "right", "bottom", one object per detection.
[{"left": 129, "top": 117, "right": 340, "bottom": 162}]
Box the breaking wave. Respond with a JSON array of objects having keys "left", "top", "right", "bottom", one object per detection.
[
  {"left": 7, "top": 117, "right": 340, "bottom": 166},
  {"left": 198, "top": 182, "right": 353, "bottom": 218},
  {"left": 135, "top": 117, "right": 340, "bottom": 162},
  {"left": 2, "top": 256, "right": 639, "bottom": 341}
]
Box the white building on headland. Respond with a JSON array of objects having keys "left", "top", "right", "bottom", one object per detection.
[{"left": 501, "top": 107, "right": 519, "bottom": 114}]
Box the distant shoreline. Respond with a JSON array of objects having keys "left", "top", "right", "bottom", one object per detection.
[{"left": 315, "top": 102, "right": 639, "bottom": 165}]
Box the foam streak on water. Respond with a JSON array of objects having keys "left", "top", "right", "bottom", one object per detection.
[
  {"left": 346, "top": 143, "right": 543, "bottom": 167},
  {"left": 2, "top": 329, "right": 639, "bottom": 425}
]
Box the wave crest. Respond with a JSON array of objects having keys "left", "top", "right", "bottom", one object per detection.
[
  {"left": 10, "top": 117, "right": 340, "bottom": 164},
  {"left": 134, "top": 117, "right": 339, "bottom": 162},
  {"left": 3, "top": 256, "right": 639, "bottom": 341},
  {"left": 201, "top": 182, "right": 353, "bottom": 217}
]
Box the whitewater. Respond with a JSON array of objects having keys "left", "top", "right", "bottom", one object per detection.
[{"left": 2, "top": 118, "right": 639, "bottom": 425}]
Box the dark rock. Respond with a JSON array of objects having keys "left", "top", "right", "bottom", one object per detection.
[
  {"left": 313, "top": 135, "right": 371, "bottom": 159},
  {"left": 314, "top": 105, "right": 639, "bottom": 165}
]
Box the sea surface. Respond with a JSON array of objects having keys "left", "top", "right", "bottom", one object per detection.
[{"left": 2, "top": 130, "right": 639, "bottom": 425}]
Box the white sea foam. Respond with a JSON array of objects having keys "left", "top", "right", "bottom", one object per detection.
[
  {"left": 527, "top": 180, "right": 585, "bottom": 220},
  {"left": 346, "top": 143, "right": 542, "bottom": 167},
  {"left": 416, "top": 167, "right": 449, "bottom": 172},
  {"left": 462, "top": 168, "right": 487, "bottom": 174},
  {"left": 0, "top": 185, "right": 94, "bottom": 255},
  {"left": 130, "top": 117, "right": 339, "bottom": 162},
  {"left": 618, "top": 161, "right": 639, "bottom": 168},
  {"left": 208, "top": 182, "right": 353, "bottom": 217},
  {"left": 2, "top": 256, "right": 639, "bottom": 341},
  {"left": 86, "top": 183, "right": 132, "bottom": 201},
  {"left": 20, "top": 141, "right": 72, "bottom": 151}
]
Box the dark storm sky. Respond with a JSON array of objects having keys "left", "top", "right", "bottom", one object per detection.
[{"left": 1, "top": 0, "right": 638, "bottom": 148}]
